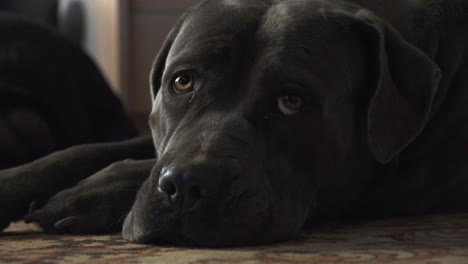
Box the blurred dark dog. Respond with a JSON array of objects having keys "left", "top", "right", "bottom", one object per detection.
[
  {"left": 2, "top": 0, "right": 468, "bottom": 247},
  {"left": 0, "top": 14, "right": 137, "bottom": 169}
]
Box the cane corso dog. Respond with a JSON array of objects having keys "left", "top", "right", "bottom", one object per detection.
[{"left": 1, "top": 0, "right": 468, "bottom": 247}]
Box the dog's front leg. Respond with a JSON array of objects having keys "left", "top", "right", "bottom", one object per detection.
[
  {"left": 0, "top": 136, "right": 154, "bottom": 231},
  {"left": 25, "top": 159, "right": 155, "bottom": 234}
]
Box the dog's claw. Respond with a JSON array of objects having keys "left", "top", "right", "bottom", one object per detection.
[
  {"left": 28, "top": 201, "right": 37, "bottom": 215},
  {"left": 54, "top": 216, "right": 79, "bottom": 231},
  {"left": 24, "top": 201, "right": 39, "bottom": 223},
  {"left": 23, "top": 212, "right": 39, "bottom": 224}
]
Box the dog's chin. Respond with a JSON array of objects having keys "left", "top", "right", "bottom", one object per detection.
[{"left": 122, "top": 220, "right": 286, "bottom": 248}]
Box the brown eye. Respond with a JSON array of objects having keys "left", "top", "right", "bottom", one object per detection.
[
  {"left": 278, "top": 94, "right": 303, "bottom": 115},
  {"left": 173, "top": 73, "right": 194, "bottom": 93}
]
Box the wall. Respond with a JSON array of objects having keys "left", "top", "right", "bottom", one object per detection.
[
  {"left": 58, "top": 0, "right": 200, "bottom": 121},
  {"left": 58, "top": 0, "right": 127, "bottom": 98}
]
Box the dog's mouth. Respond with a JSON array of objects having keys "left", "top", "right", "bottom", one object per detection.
[{"left": 123, "top": 213, "right": 274, "bottom": 248}]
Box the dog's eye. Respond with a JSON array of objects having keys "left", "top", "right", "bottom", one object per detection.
[
  {"left": 173, "top": 73, "right": 194, "bottom": 93},
  {"left": 278, "top": 94, "right": 303, "bottom": 115}
]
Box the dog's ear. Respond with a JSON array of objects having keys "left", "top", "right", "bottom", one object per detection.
[
  {"left": 353, "top": 10, "right": 441, "bottom": 163},
  {"left": 150, "top": 13, "right": 188, "bottom": 99}
]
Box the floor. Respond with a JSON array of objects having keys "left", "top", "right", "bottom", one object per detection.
[{"left": 1, "top": 214, "right": 468, "bottom": 264}]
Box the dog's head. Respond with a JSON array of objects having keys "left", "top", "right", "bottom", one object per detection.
[{"left": 123, "top": 0, "right": 440, "bottom": 246}]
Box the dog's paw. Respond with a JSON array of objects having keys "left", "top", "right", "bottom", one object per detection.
[
  {"left": 24, "top": 159, "right": 150, "bottom": 234},
  {"left": 24, "top": 189, "right": 119, "bottom": 234},
  {"left": 24, "top": 181, "right": 131, "bottom": 234},
  {"left": 24, "top": 183, "right": 132, "bottom": 234}
]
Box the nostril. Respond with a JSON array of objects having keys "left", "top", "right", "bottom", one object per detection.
[{"left": 159, "top": 178, "right": 177, "bottom": 197}]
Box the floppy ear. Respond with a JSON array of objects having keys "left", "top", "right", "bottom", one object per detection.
[
  {"left": 150, "top": 13, "right": 188, "bottom": 99},
  {"left": 354, "top": 10, "right": 441, "bottom": 163}
]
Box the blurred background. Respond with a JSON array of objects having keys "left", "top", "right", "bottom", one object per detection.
[{"left": 0, "top": 0, "right": 199, "bottom": 132}]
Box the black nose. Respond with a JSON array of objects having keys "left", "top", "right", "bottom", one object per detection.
[{"left": 158, "top": 163, "right": 221, "bottom": 210}]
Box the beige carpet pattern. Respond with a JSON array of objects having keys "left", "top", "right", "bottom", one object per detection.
[{"left": 1, "top": 214, "right": 468, "bottom": 264}]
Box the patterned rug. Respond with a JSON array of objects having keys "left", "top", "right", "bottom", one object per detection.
[{"left": 1, "top": 214, "right": 468, "bottom": 264}]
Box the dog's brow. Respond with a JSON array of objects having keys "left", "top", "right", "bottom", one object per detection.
[{"left": 167, "top": 37, "right": 235, "bottom": 72}]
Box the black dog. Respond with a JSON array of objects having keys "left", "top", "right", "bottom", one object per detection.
[{"left": 2, "top": 0, "right": 468, "bottom": 247}]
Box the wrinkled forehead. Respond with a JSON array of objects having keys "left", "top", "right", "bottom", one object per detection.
[
  {"left": 257, "top": 1, "right": 365, "bottom": 90},
  {"left": 258, "top": 1, "right": 362, "bottom": 68}
]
